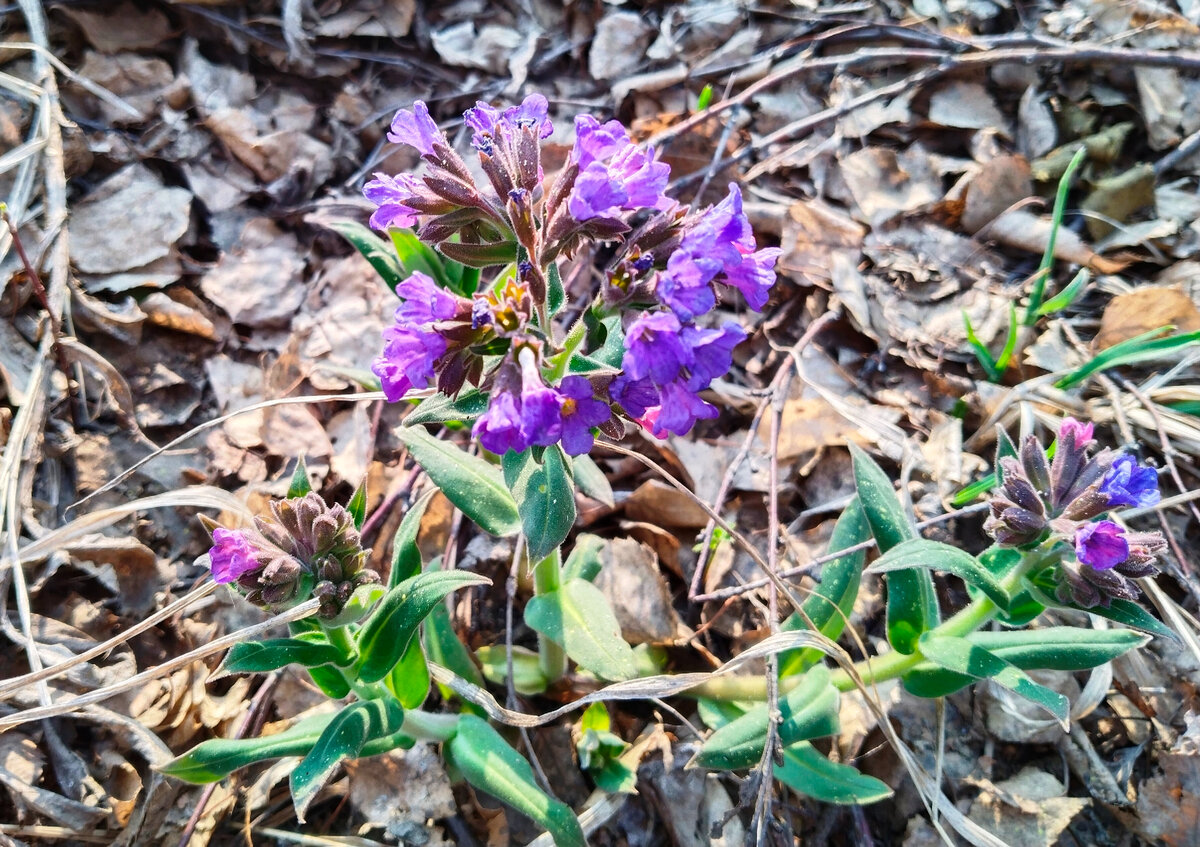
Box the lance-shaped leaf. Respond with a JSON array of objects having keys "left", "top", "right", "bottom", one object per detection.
[
  {"left": 569, "top": 454, "right": 614, "bottom": 508},
  {"left": 387, "top": 638, "right": 431, "bottom": 709},
  {"left": 780, "top": 499, "right": 869, "bottom": 676},
  {"left": 524, "top": 578, "right": 637, "bottom": 682},
  {"left": 404, "top": 390, "right": 491, "bottom": 426},
  {"left": 287, "top": 457, "right": 313, "bottom": 498},
  {"left": 504, "top": 447, "right": 576, "bottom": 561},
  {"left": 547, "top": 261, "right": 566, "bottom": 316},
  {"left": 917, "top": 633, "right": 1069, "bottom": 725},
  {"left": 346, "top": 480, "right": 367, "bottom": 530},
  {"left": 291, "top": 698, "right": 405, "bottom": 821},
  {"left": 562, "top": 534, "right": 605, "bottom": 583},
  {"left": 390, "top": 489, "right": 436, "bottom": 588},
  {"left": 398, "top": 426, "right": 521, "bottom": 537},
  {"left": 1025, "top": 568, "right": 1179, "bottom": 642},
  {"left": 448, "top": 715, "right": 585, "bottom": 847},
  {"left": 869, "top": 538, "right": 1010, "bottom": 612},
  {"left": 776, "top": 742, "right": 893, "bottom": 805},
  {"left": 695, "top": 665, "right": 840, "bottom": 770},
  {"left": 355, "top": 570, "right": 492, "bottom": 683},
  {"left": 326, "top": 220, "right": 405, "bottom": 290},
  {"left": 161, "top": 712, "right": 335, "bottom": 784},
  {"left": 215, "top": 638, "right": 350, "bottom": 678},
  {"left": 476, "top": 645, "right": 548, "bottom": 695},
  {"left": 389, "top": 227, "right": 451, "bottom": 288},
  {"left": 850, "top": 444, "right": 938, "bottom": 654},
  {"left": 904, "top": 627, "right": 1149, "bottom": 698}
]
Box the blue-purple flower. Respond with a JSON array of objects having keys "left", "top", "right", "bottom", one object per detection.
[
  {"left": 567, "top": 117, "right": 670, "bottom": 222},
  {"left": 395, "top": 271, "right": 460, "bottom": 325},
  {"left": 559, "top": 376, "right": 611, "bottom": 456},
  {"left": 655, "top": 185, "right": 778, "bottom": 320},
  {"left": 209, "top": 528, "right": 259, "bottom": 584},
  {"left": 363, "top": 172, "right": 422, "bottom": 231},
  {"left": 388, "top": 101, "right": 444, "bottom": 157},
  {"left": 1074, "top": 520, "right": 1129, "bottom": 570},
  {"left": 474, "top": 387, "right": 526, "bottom": 456},
  {"left": 518, "top": 350, "right": 565, "bottom": 448},
  {"left": 1099, "top": 454, "right": 1160, "bottom": 509},
  {"left": 372, "top": 324, "right": 445, "bottom": 402}
]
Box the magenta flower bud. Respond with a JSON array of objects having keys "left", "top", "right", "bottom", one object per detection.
[{"left": 209, "top": 529, "right": 259, "bottom": 584}]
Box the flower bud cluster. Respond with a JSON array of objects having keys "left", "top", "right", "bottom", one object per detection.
[
  {"left": 204, "top": 492, "right": 380, "bottom": 619},
  {"left": 984, "top": 418, "right": 1166, "bottom": 608},
  {"left": 364, "top": 95, "right": 780, "bottom": 454}
]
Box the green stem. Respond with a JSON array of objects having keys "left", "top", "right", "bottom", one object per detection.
[
  {"left": 397, "top": 709, "right": 460, "bottom": 743},
  {"left": 691, "top": 548, "right": 1046, "bottom": 700},
  {"left": 531, "top": 548, "right": 567, "bottom": 682}
]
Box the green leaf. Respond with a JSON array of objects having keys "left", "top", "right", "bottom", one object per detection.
[
  {"left": 973, "top": 547, "right": 1043, "bottom": 626},
  {"left": 547, "top": 262, "right": 565, "bottom": 316},
  {"left": 346, "top": 480, "right": 367, "bottom": 530},
  {"left": 963, "top": 310, "right": 1001, "bottom": 382},
  {"left": 776, "top": 742, "right": 893, "bottom": 805},
  {"left": 504, "top": 447, "right": 576, "bottom": 561},
  {"left": 570, "top": 454, "right": 614, "bottom": 507},
  {"left": 287, "top": 457, "right": 313, "bottom": 498},
  {"left": 780, "top": 499, "right": 869, "bottom": 676},
  {"left": 387, "top": 638, "right": 431, "bottom": 709},
  {"left": 404, "top": 390, "right": 491, "bottom": 426},
  {"left": 448, "top": 716, "right": 585, "bottom": 847},
  {"left": 580, "top": 702, "right": 611, "bottom": 733},
  {"left": 562, "top": 534, "right": 605, "bottom": 583},
  {"left": 326, "top": 220, "right": 405, "bottom": 290},
  {"left": 355, "top": 570, "right": 492, "bottom": 684},
  {"left": 917, "top": 633, "right": 1068, "bottom": 724},
  {"left": 992, "top": 303, "right": 1020, "bottom": 373},
  {"left": 322, "top": 582, "right": 386, "bottom": 628},
  {"left": 217, "top": 638, "right": 350, "bottom": 677},
  {"left": 869, "top": 538, "right": 1009, "bottom": 611},
  {"left": 1036, "top": 267, "right": 1089, "bottom": 317},
  {"left": 161, "top": 712, "right": 335, "bottom": 783},
  {"left": 306, "top": 664, "right": 352, "bottom": 698},
  {"left": 903, "top": 627, "right": 1150, "bottom": 698},
  {"left": 1026, "top": 145, "right": 1087, "bottom": 324},
  {"left": 696, "top": 84, "right": 714, "bottom": 111},
  {"left": 390, "top": 489, "right": 436, "bottom": 588},
  {"left": 290, "top": 699, "right": 405, "bottom": 820},
  {"left": 591, "top": 759, "right": 638, "bottom": 794},
  {"left": 849, "top": 444, "right": 938, "bottom": 654},
  {"left": 425, "top": 603, "right": 486, "bottom": 690},
  {"left": 695, "top": 666, "right": 840, "bottom": 770},
  {"left": 524, "top": 578, "right": 637, "bottom": 682},
  {"left": 389, "top": 228, "right": 451, "bottom": 288},
  {"left": 398, "top": 426, "right": 521, "bottom": 537},
  {"left": 476, "top": 644, "right": 548, "bottom": 695},
  {"left": 1056, "top": 327, "right": 1200, "bottom": 390}
]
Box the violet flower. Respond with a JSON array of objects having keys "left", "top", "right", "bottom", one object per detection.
[
  {"left": 1099, "top": 454, "right": 1161, "bottom": 509},
  {"left": 388, "top": 101, "right": 444, "bottom": 157},
  {"left": 559, "top": 376, "right": 611, "bottom": 456},
  {"left": 372, "top": 324, "right": 446, "bottom": 402},
  {"left": 209, "top": 528, "right": 259, "bottom": 584},
  {"left": 473, "top": 388, "right": 526, "bottom": 456},
  {"left": 1074, "top": 520, "right": 1129, "bottom": 570},
  {"left": 518, "top": 350, "right": 565, "bottom": 448},
  {"left": 395, "top": 271, "right": 460, "bottom": 325},
  {"left": 363, "top": 172, "right": 422, "bottom": 231}
]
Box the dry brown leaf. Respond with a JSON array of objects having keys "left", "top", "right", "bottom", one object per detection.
[
  {"left": 839, "top": 146, "right": 941, "bottom": 223},
  {"left": 766, "top": 396, "right": 869, "bottom": 461},
  {"left": 967, "top": 768, "right": 1089, "bottom": 847},
  {"left": 345, "top": 744, "right": 455, "bottom": 838},
  {"left": 1081, "top": 163, "right": 1157, "bottom": 240},
  {"left": 1093, "top": 286, "right": 1200, "bottom": 351},
  {"left": 624, "top": 479, "right": 710, "bottom": 529},
  {"left": 593, "top": 538, "right": 687, "bottom": 645},
  {"left": 139, "top": 292, "right": 218, "bottom": 340},
  {"left": 984, "top": 209, "right": 1132, "bottom": 274},
  {"left": 928, "top": 80, "right": 1009, "bottom": 134},
  {"left": 71, "top": 164, "right": 192, "bottom": 275},
  {"left": 59, "top": 2, "right": 172, "bottom": 52},
  {"left": 200, "top": 219, "right": 307, "bottom": 327},
  {"left": 961, "top": 154, "right": 1033, "bottom": 234},
  {"left": 779, "top": 199, "right": 865, "bottom": 284},
  {"left": 590, "top": 11, "right": 655, "bottom": 81}
]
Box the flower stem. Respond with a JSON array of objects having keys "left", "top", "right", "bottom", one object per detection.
[
  {"left": 531, "top": 547, "right": 568, "bottom": 682},
  {"left": 690, "top": 547, "right": 1044, "bottom": 701}
]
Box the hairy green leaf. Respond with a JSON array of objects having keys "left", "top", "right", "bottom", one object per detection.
[
  {"left": 398, "top": 426, "right": 521, "bottom": 537},
  {"left": 504, "top": 446, "right": 576, "bottom": 561},
  {"left": 869, "top": 538, "right": 1009, "bottom": 611},
  {"left": 524, "top": 578, "right": 637, "bottom": 682}
]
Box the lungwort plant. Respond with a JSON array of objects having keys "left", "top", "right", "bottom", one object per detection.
[{"left": 161, "top": 96, "right": 1175, "bottom": 845}]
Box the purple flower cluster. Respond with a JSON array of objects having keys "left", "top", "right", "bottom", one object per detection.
[
  {"left": 363, "top": 95, "right": 781, "bottom": 456},
  {"left": 203, "top": 493, "right": 379, "bottom": 619},
  {"left": 474, "top": 350, "right": 611, "bottom": 456},
  {"left": 984, "top": 417, "right": 1167, "bottom": 607}
]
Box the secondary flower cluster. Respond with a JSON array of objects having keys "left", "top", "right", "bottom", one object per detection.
[
  {"left": 984, "top": 418, "right": 1166, "bottom": 607},
  {"left": 203, "top": 492, "right": 379, "bottom": 619},
  {"left": 364, "top": 95, "right": 780, "bottom": 454}
]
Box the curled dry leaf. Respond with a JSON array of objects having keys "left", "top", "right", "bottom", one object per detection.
[
  {"left": 983, "top": 209, "right": 1132, "bottom": 274},
  {"left": 593, "top": 537, "right": 687, "bottom": 645},
  {"left": 199, "top": 219, "right": 307, "bottom": 327}
]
